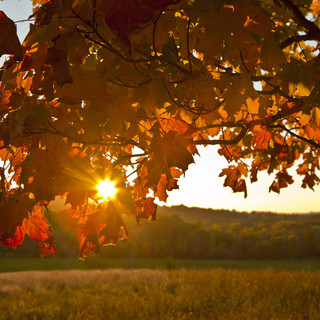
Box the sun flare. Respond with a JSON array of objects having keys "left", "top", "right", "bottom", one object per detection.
[{"left": 96, "top": 179, "right": 117, "bottom": 201}]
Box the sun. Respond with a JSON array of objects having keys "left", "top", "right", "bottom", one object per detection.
[{"left": 96, "top": 179, "right": 117, "bottom": 201}]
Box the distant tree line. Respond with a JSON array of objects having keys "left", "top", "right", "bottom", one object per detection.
[
  {"left": 2, "top": 208, "right": 320, "bottom": 259},
  {"left": 100, "top": 215, "right": 320, "bottom": 259}
]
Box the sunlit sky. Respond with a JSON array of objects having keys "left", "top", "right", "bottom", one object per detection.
[{"left": 1, "top": 0, "right": 320, "bottom": 213}]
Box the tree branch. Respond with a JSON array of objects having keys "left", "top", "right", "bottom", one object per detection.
[
  {"left": 280, "top": 33, "right": 318, "bottom": 49},
  {"left": 279, "top": 0, "right": 320, "bottom": 40},
  {"left": 191, "top": 124, "right": 247, "bottom": 146},
  {"left": 273, "top": 123, "right": 320, "bottom": 148}
]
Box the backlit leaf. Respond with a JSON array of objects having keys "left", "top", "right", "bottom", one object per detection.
[{"left": 0, "top": 11, "right": 22, "bottom": 59}]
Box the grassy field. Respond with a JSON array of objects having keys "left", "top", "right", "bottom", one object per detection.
[
  {"left": 0, "top": 268, "right": 319, "bottom": 319},
  {"left": 1, "top": 257, "right": 320, "bottom": 272}
]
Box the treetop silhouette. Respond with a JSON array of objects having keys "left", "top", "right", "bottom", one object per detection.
[{"left": 0, "top": 0, "right": 320, "bottom": 257}]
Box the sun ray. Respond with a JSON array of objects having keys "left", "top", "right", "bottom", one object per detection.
[{"left": 96, "top": 179, "right": 117, "bottom": 201}]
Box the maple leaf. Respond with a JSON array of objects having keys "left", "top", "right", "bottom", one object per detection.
[
  {"left": 269, "top": 169, "right": 294, "bottom": 194},
  {"left": 45, "top": 47, "right": 73, "bottom": 86},
  {"left": 302, "top": 172, "right": 320, "bottom": 190},
  {"left": 0, "top": 11, "right": 23, "bottom": 60},
  {"left": 157, "top": 174, "right": 168, "bottom": 202},
  {"left": 75, "top": 202, "right": 127, "bottom": 258},
  {"left": 159, "top": 118, "right": 191, "bottom": 135},
  {"left": 100, "top": 0, "right": 181, "bottom": 46},
  {"left": 23, "top": 204, "right": 56, "bottom": 256},
  {"left": 135, "top": 197, "right": 157, "bottom": 224},
  {"left": 0, "top": 225, "right": 25, "bottom": 249},
  {"left": 246, "top": 97, "right": 260, "bottom": 115},
  {"left": 252, "top": 125, "right": 272, "bottom": 150},
  {"left": 219, "top": 164, "right": 248, "bottom": 198},
  {"left": 0, "top": 193, "right": 34, "bottom": 243},
  {"left": 2, "top": 0, "right": 320, "bottom": 258},
  {"left": 280, "top": 59, "right": 314, "bottom": 96},
  {"left": 163, "top": 133, "right": 196, "bottom": 171},
  {"left": 311, "top": 0, "right": 320, "bottom": 16}
]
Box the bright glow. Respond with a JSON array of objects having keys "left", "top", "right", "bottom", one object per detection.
[{"left": 96, "top": 179, "right": 117, "bottom": 200}]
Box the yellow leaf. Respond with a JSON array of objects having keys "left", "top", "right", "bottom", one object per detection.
[
  {"left": 311, "top": 0, "right": 320, "bottom": 16},
  {"left": 260, "top": 33, "right": 287, "bottom": 71},
  {"left": 246, "top": 97, "right": 260, "bottom": 114},
  {"left": 300, "top": 114, "right": 311, "bottom": 126},
  {"left": 312, "top": 107, "right": 320, "bottom": 127}
]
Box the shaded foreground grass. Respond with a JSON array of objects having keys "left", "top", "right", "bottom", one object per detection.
[
  {"left": 1, "top": 257, "right": 320, "bottom": 273},
  {"left": 0, "top": 269, "right": 320, "bottom": 320}
]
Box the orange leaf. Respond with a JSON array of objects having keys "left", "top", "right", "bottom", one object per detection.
[
  {"left": 269, "top": 169, "right": 294, "bottom": 193},
  {"left": 159, "top": 118, "right": 191, "bottom": 135},
  {"left": 23, "top": 204, "right": 55, "bottom": 256},
  {"left": 76, "top": 202, "right": 127, "bottom": 258},
  {"left": 170, "top": 167, "right": 183, "bottom": 179},
  {"left": 157, "top": 174, "right": 168, "bottom": 202},
  {"left": 252, "top": 125, "right": 271, "bottom": 149},
  {"left": 0, "top": 225, "right": 25, "bottom": 249},
  {"left": 135, "top": 197, "right": 157, "bottom": 223},
  {"left": 219, "top": 165, "right": 247, "bottom": 197}
]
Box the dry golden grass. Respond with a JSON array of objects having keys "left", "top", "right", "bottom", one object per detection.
[{"left": 0, "top": 269, "right": 319, "bottom": 319}]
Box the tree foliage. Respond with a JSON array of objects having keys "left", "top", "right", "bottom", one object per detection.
[{"left": 0, "top": 0, "right": 320, "bottom": 257}]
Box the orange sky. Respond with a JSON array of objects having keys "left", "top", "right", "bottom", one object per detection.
[
  {"left": 159, "top": 146, "right": 320, "bottom": 213},
  {"left": 1, "top": 0, "right": 320, "bottom": 214}
]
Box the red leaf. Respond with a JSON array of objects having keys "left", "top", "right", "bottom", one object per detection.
[
  {"left": 100, "top": 0, "right": 181, "bottom": 46},
  {"left": 167, "top": 178, "right": 179, "bottom": 191},
  {"left": 0, "top": 11, "right": 23, "bottom": 60},
  {"left": 135, "top": 197, "right": 157, "bottom": 223},
  {"left": 269, "top": 180, "right": 280, "bottom": 193},
  {"left": 75, "top": 202, "right": 128, "bottom": 258},
  {"left": 163, "top": 133, "right": 196, "bottom": 171},
  {"left": 252, "top": 125, "right": 271, "bottom": 150},
  {"left": 23, "top": 204, "right": 55, "bottom": 256},
  {"left": 219, "top": 164, "right": 247, "bottom": 197},
  {"left": 21, "top": 53, "right": 33, "bottom": 71},
  {"left": 269, "top": 169, "right": 294, "bottom": 193},
  {"left": 45, "top": 47, "right": 73, "bottom": 86},
  {"left": 0, "top": 225, "right": 25, "bottom": 249},
  {"left": 302, "top": 172, "right": 320, "bottom": 190},
  {"left": 0, "top": 193, "right": 33, "bottom": 242}
]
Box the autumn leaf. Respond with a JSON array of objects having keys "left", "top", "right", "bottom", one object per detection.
[
  {"left": 280, "top": 59, "right": 314, "bottom": 96},
  {"left": 163, "top": 133, "right": 196, "bottom": 171},
  {"left": 99, "top": 0, "right": 181, "bottom": 45},
  {"left": 23, "top": 204, "right": 56, "bottom": 256},
  {"left": 246, "top": 97, "right": 260, "bottom": 115},
  {"left": 135, "top": 197, "right": 157, "bottom": 224},
  {"left": 159, "top": 118, "right": 191, "bottom": 135},
  {"left": 269, "top": 169, "right": 294, "bottom": 194},
  {"left": 219, "top": 164, "right": 248, "bottom": 198},
  {"left": 1, "top": 0, "right": 320, "bottom": 257},
  {"left": 0, "top": 11, "right": 23, "bottom": 60},
  {"left": 76, "top": 202, "right": 127, "bottom": 258},
  {"left": 0, "top": 193, "right": 33, "bottom": 244},
  {"left": 157, "top": 174, "right": 168, "bottom": 202},
  {"left": 252, "top": 125, "right": 271, "bottom": 150},
  {"left": 45, "top": 47, "right": 73, "bottom": 86},
  {"left": 0, "top": 225, "right": 25, "bottom": 249},
  {"left": 311, "top": 0, "right": 320, "bottom": 16}
]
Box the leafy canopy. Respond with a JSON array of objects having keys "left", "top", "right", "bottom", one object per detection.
[{"left": 0, "top": 0, "right": 320, "bottom": 257}]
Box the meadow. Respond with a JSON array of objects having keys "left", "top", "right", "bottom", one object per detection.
[
  {"left": 1, "top": 257, "right": 320, "bottom": 272},
  {"left": 0, "top": 268, "right": 319, "bottom": 320},
  {"left": 2, "top": 208, "right": 320, "bottom": 319}
]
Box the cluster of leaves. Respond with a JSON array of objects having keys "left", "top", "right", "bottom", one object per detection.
[{"left": 1, "top": 0, "right": 320, "bottom": 257}]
